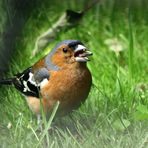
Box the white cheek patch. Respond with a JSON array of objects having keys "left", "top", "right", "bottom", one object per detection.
[{"left": 40, "top": 78, "right": 49, "bottom": 88}]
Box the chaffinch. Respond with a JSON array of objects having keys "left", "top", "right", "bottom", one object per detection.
[{"left": 0, "top": 40, "right": 92, "bottom": 117}]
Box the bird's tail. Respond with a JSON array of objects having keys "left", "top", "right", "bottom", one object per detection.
[{"left": 0, "top": 78, "right": 14, "bottom": 85}]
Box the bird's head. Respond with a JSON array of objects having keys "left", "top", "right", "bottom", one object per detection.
[{"left": 46, "top": 40, "right": 92, "bottom": 69}]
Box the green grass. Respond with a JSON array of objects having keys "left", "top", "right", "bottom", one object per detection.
[{"left": 0, "top": 0, "right": 148, "bottom": 147}]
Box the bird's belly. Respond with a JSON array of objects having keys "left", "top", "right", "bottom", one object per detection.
[{"left": 41, "top": 68, "right": 92, "bottom": 115}]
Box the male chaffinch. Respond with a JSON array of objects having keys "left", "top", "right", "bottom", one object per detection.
[{"left": 0, "top": 40, "right": 92, "bottom": 118}]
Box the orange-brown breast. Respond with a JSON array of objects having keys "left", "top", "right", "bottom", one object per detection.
[
  {"left": 41, "top": 63, "right": 92, "bottom": 115},
  {"left": 26, "top": 63, "right": 92, "bottom": 116}
]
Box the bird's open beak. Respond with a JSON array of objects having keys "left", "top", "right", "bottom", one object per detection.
[{"left": 74, "top": 44, "right": 93, "bottom": 62}]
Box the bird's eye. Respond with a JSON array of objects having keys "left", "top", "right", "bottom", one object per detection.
[{"left": 63, "top": 48, "right": 68, "bottom": 53}]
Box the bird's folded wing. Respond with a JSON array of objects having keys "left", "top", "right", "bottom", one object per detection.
[{"left": 14, "top": 67, "right": 50, "bottom": 98}]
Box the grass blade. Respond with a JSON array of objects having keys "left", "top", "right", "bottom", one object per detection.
[
  {"left": 128, "top": 3, "right": 134, "bottom": 84},
  {"left": 36, "top": 101, "right": 60, "bottom": 147}
]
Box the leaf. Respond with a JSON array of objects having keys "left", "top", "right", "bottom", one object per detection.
[
  {"left": 136, "top": 104, "right": 148, "bottom": 114},
  {"left": 134, "top": 104, "right": 148, "bottom": 120},
  {"left": 113, "top": 118, "right": 131, "bottom": 131}
]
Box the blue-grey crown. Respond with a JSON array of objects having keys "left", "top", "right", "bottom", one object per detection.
[{"left": 54, "top": 40, "right": 83, "bottom": 50}]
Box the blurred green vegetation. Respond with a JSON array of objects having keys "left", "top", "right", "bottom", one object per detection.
[{"left": 0, "top": 0, "right": 148, "bottom": 147}]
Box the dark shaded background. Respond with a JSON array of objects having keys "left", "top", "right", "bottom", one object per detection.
[{"left": 0, "top": 0, "right": 41, "bottom": 77}]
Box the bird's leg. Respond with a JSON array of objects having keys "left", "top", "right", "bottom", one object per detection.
[
  {"left": 37, "top": 114, "right": 43, "bottom": 132},
  {"left": 37, "top": 114, "right": 41, "bottom": 125}
]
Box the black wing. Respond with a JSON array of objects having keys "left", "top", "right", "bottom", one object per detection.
[{"left": 13, "top": 67, "right": 50, "bottom": 98}]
